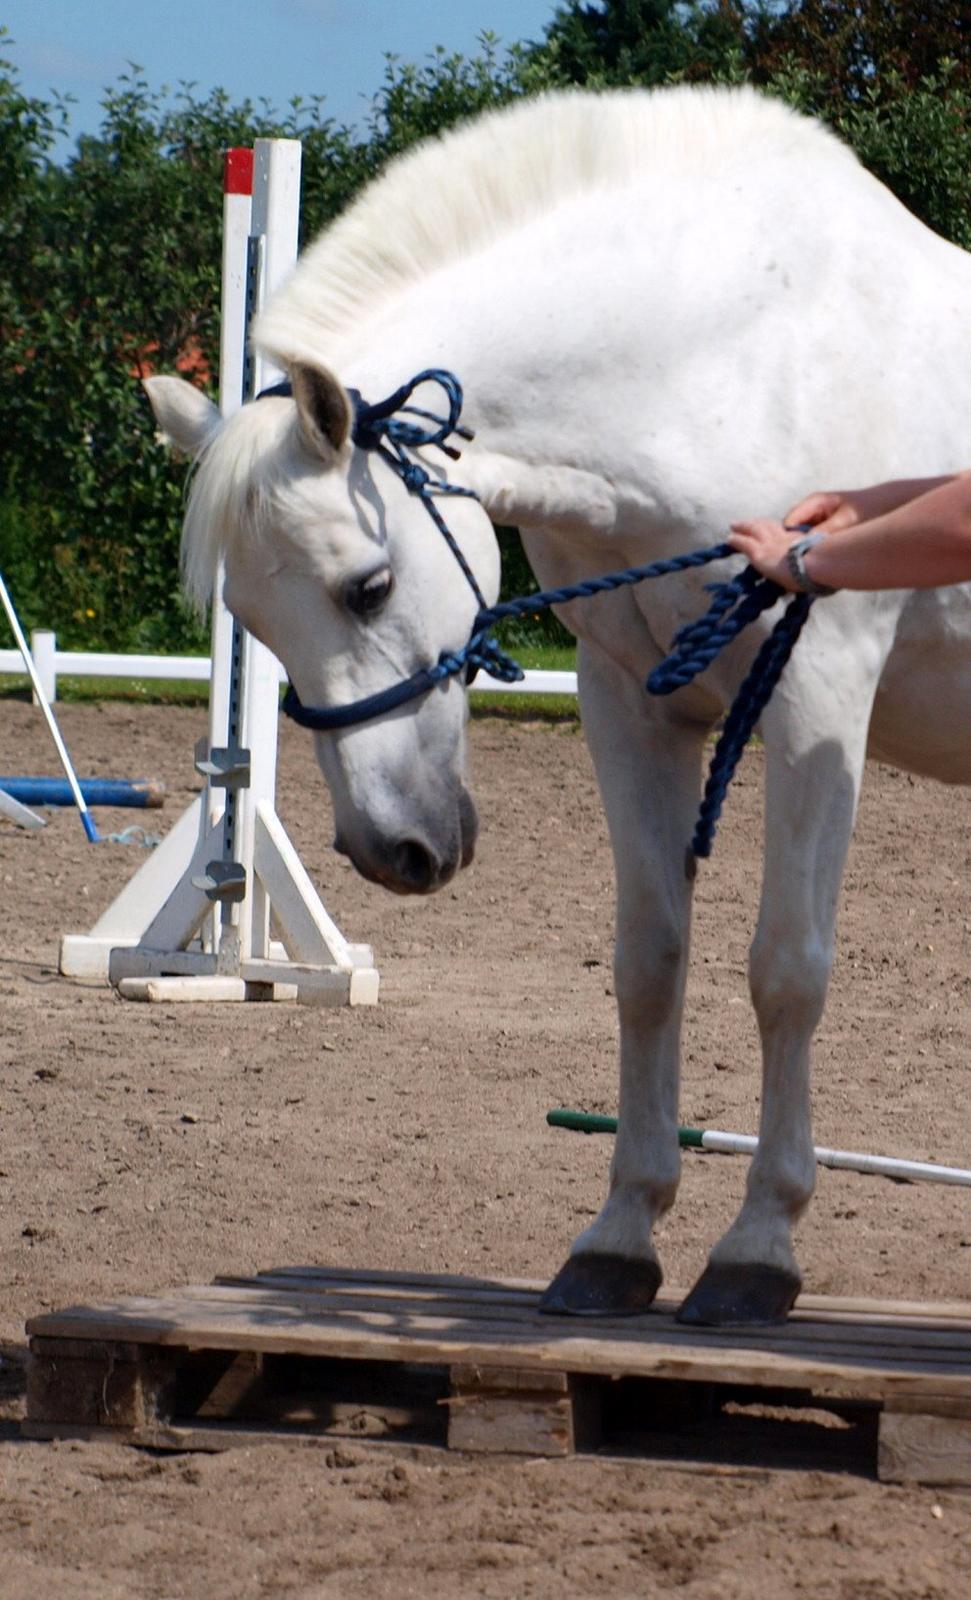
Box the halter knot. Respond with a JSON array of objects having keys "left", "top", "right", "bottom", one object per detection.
[
  {"left": 349, "top": 368, "right": 471, "bottom": 458},
  {"left": 400, "top": 461, "right": 431, "bottom": 494}
]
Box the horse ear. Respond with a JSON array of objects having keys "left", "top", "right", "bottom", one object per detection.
[
  {"left": 143, "top": 375, "right": 222, "bottom": 457},
  {"left": 290, "top": 363, "right": 352, "bottom": 458}
]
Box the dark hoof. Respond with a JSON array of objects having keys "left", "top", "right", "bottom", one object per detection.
[
  {"left": 677, "top": 1261, "right": 801, "bottom": 1327},
  {"left": 538, "top": 1252, "right": 662, "bottom": 1317}
]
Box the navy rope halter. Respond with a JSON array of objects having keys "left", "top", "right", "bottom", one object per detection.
[{"left": 266, "top": 368, "right": 819, "bottom": 859}]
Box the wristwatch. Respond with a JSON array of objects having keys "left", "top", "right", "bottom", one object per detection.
[{"left": 786, "top": 530, "right": 837, "bottom": 596}]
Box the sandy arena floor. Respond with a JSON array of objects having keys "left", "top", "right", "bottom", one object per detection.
[{"left": 2, "top": 698, "right": 971, "bottom": 1598}]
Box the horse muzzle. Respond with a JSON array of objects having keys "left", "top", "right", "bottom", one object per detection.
[{"left": 335, "top": 784, "right": 478, "bottom": 895}]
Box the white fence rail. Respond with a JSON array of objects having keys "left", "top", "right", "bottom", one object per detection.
[{"left": 0, "top": 631, "right": 578, "bottom": 702}]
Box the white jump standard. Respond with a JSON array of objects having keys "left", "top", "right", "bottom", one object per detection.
[{"left": 59, "top": 141, "right": 378, "bottom": 1006}]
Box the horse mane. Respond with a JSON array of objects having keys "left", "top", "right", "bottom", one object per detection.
[
  {"left": 253, "top": 84, "right": 853, "bottom": 372},
  {"left": 183, "top": 86, "right": 853, "bottom": 605},
  {"left": 180, "top": 395, "right": 299, "bottom": 611}
]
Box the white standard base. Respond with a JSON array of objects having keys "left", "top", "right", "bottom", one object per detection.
[
  {"left": 115, "top": 962, "right": 379, "bottom": 1006},
  {"left": 0, "top": 786, "right": 45, "bottom": 830},
  {"left": 59, "top": 796, "right": 379, "bottom": 1006}
]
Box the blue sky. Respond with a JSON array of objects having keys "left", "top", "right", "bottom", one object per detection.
[{"left": 6, "top": 1, "right": 561, "bottom": 155}]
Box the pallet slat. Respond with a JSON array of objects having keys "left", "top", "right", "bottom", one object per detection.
[
  {"left": 25, "top": 1266, "right": 971, "bottom": 1480},
  {"left": 250, "top": 1267, "right": 971, "bottom": 1324},
  {"left": 210, "top": 1280, "right": 971, "bottom": 1356},
  {"left": 27, "top": 1297, "right": 971, "bottom": 1395}
]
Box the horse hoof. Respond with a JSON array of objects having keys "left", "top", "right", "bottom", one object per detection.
[
  {"left": 676, "top": 1261, "right": 801, "bottom": 1327},
  {"left": 538, "top": 1252, "right": 662, "bottom": 1316}
]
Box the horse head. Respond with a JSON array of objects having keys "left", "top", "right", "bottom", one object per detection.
[{"left": 144, "top": 367, "right": 500, "bottom": 894}]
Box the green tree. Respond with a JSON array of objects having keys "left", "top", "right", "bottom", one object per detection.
[
  {"left": 0, "top": 57, "right": 359, "bottom": 649},
  {"left": 0, "top": 30, "right": 551, "bottom": 653},
  {"left": 751, "top": 1, "right": 971, "bottom": 97},
  {"left": 746, "top": 3, "right": 971, "bottom": 248},
  {"left": 534, "top": 0, "right": 755, "bottom": 86},
  {"left": 3, "top": 8, "right": 971, "bottom": 657}
]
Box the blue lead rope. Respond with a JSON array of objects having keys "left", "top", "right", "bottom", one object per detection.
[{"left": 274, "top": 369, "right": 818, "bottom": 859}]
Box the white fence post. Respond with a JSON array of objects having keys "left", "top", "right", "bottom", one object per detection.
[{"left": 30, "top": 629, "right": 57, "bottom": 704}]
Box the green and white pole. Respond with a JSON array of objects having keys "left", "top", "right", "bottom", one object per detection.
[{"left": 547, "top": 1108, "right": 971, "bottom": 1189}]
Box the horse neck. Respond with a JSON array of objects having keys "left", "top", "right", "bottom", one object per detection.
[
  {"left": 335, "top": 239, "right": 623, "bottom": 456},
  {"left": 334, "top": 272, "right": 665, "bottom": 562}
]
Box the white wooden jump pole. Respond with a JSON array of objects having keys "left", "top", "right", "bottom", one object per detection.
[{"left": 59, "top": 141, "right": 379, "bottom": 1006}]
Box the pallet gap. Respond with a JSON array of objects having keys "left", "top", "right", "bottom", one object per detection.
[{"left": 172, "top": 1350, "right": 450, "bottom": 1446}]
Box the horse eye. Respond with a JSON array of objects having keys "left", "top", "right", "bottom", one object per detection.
[{"left": 345, "top": 566, "right": 394, "bottom": 617}]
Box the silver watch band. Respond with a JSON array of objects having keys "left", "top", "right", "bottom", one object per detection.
[{"left": 786, "top": 531, "right": 837, "bottom": 597}]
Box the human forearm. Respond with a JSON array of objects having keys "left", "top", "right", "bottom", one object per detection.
[
  {"left": 804, "top": 477, "right": 971, "bottom": 590},
  {"left": 786, "top": 474, "right": 962, "bottom": 533},
  {"left": 729, "top": 472, "right": 971, "bottom": 593}
]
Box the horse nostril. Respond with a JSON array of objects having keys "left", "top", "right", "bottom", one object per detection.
[{"left": 393, "top": 838, "right": 439, "bottom": 892}]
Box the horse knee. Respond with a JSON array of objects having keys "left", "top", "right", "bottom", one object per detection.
[
  {"left": 614, "top": 922, "right": 685, "bottom": 1023},
  {"left": 748, "top": 935, "right": 832, "bottom": 1034}
]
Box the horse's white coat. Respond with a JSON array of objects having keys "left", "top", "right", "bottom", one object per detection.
[{"left": 150, "top": 86, "right": 971, "bottom": 1303}]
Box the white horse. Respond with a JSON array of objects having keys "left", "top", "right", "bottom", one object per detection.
[{"left": 147, "top": 86, "right": 971, "bottom": 1325}]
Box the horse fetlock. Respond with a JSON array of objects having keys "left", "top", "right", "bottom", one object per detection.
[
  {"left": 743, "top": 1145, "right": 817, "bottom": 1221},
  {"left": 574, "top": 1185, "right": 668, "bottom": 1263},
  {"left": 707, "top": 1216, "right": 802, "bottom": 1280}
]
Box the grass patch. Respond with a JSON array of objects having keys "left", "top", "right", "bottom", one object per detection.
[
  {"left": 0, "top": 676, "right": 211, "bottom": 706},
  {"left": 469, "top": 640, "right": 579, "bottom": 722},
  {"left": 495, "top": 643, "right": 576, "bottom": 673},
  {"left": 470, "top": 695, "right": 580, "bottom": 723}
]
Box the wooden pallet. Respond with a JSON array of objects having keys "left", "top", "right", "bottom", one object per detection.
[{"left": 24, "top": 1266, "right": 971, "bottom": 1483}]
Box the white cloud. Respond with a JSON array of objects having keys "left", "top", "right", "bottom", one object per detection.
[{"left": 11, "top": 39, "right": 120, "bottom": 87}]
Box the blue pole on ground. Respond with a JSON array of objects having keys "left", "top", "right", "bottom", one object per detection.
[
  {"left": 0, "top": 777, "right": 164, "bottom": 809},
  {"left": 0, "top": 574, "right": 99, "bottom": 843}
]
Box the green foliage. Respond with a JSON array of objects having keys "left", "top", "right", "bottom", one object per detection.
[
  {"left": 2, "top": 7, "right": 971, "bottom": 662},
  {"left": 749, "top": 1, "right": 971, "bottom": 97},
  {"left": 363, "top": 35, "right": 530, "bottom": 158},
  {"left": 766, "top": 57, "right": 971, "bottom": 250},
  {"left": 0, "top": 40, "right": 382, "bottom": 652},
  {"left": 745, "top": 3, "right": 971, "bottom": 249},
  {"left": 495, "top": 530, "right": 574, "bottom": 650},
  {"left": 0, "top": 31, "right": 538, "bottom": 654},
  {"left": 533, "top": 0, "right": 754, "bottom": 87}
]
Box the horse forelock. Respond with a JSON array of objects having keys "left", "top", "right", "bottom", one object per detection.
[
  {"left": 180, "top": 398, "right": 300, "bottom": 614},
  {"left": 252, "top": 84, "right": 854, "bottom": 373}
]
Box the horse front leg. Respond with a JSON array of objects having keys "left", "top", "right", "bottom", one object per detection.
[
  {"left": 678, "top": 662, "right": 879, "bottom": 1326},
  {"left": 541, "top": 638, "right": 709, "bottom": 1315}
]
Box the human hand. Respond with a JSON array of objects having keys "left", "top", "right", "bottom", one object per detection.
[
  {"left": 727, "top": 517, "right": 806, "bottom": 590},
  {"left": 785, "top": 477, "right": 943, "bottom": 532},
  {"left": 783, "top": 490, "right": 859, "bottom": 532}
]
